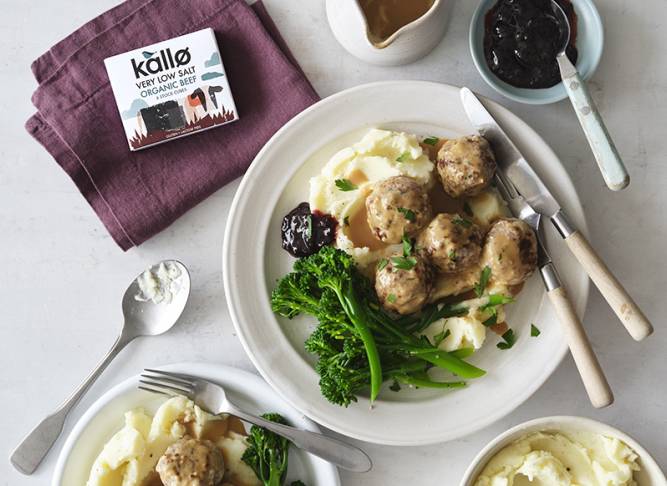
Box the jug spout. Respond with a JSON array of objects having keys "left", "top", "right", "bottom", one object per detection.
[
  {"left": 326, "top": 0, "right": 448, "bottom": 66},
  {"left": 357, "top": 0, "right": 440, "bottom": 48}
]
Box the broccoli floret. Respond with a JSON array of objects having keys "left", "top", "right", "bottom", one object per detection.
[
  {"left": 242, "top": 413, "right": 308, "bottom": 486},
  {"left": 274, "top": 247, "right": 383, "bottom": 402},
  {"left": 242, "top": 413, "right": 290, "bottom": 486},
  {"left": 271, "top": 272, "right": 321, "bottom": 319}
]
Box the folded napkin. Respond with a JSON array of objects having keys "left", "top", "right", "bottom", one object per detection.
[{"left": 27, "top": 0, "right": 319, "bottom": 250}]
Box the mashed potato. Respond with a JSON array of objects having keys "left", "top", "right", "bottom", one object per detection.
[
  {"left": 309, "top": 128, "right": 434, "bottom": 268},
  {"left": 309, "top": 128, "right": 434, "bottom": 218},
  {"left": 474, "top": 431, "right": 640, "bottom": 486},
  {"left": 420, "top": 292, "right": 508, "bottom": 352},
  {"left": 87, "top": 396, "right": 259, "bottom": 486}
]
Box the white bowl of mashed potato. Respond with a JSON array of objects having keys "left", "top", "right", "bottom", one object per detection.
[{"left": 460, "top": 416, "right": 666, "bottom": 486}]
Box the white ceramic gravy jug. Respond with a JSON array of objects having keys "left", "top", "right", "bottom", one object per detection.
[{"left": 326, "top": 0, "right": 448, "bottom": 66}]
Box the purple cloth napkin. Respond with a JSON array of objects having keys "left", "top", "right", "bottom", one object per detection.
[{"left": 27, "top": 0, "right": 319, "bottom": 250}]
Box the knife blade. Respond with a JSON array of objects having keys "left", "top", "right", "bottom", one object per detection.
[
  {"left": 459, "top": 87, "right": 653, "bottom": 342},
  {"left": 460, "top": 87, "right": 561, "bottom": 219}
]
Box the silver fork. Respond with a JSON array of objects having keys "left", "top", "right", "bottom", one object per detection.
[
  {"left": 494, "top": 173, "right": 613, "bottom": 408},
  {"left": 139, "top": 369, "right": 372, "bottom": 472}
]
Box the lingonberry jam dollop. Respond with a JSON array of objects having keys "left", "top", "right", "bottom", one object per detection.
[
  {"left": 484, "top": 0, "right": 578, "bottom": 89},
  {"left": 281, "top": 202, "right": 337, "bottom": 258}
]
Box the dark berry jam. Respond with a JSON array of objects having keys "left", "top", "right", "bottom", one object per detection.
[
  {"left": 280, "top": 202, "right": 337, "bottom": 258},
  {"left": 484, "top": 0, "right": 578, "bottom": 89}
]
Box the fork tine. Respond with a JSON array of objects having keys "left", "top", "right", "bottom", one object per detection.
[
  {"left": 494, "top": 172, "right": 517, "bottom": 199},
  {"left": 141, "top": 373, "right": 194, "bottom": 389},
  {"left": 140, "top": 374, "right": 195, "bottom": 393},
  {"left": 143, "top": 368, "right": 198, "bottom": 385},
  {"left": 139, "top": 379, "right": 193, "bottom": 397},
  {"left": 138, "top": 385, "right": 173, "bottom": 397}
]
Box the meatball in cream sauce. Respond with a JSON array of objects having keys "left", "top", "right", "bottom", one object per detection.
[
  {"left": 156, "top": 437, "right": 225, "bottom": 486},
  {"left": 366, "top": 176, "right": 432, "bottom": 244},
  {"left": 481, "top": 218, "right": 538, "bottom": 286},
  {"left": 417, "top": 213, "right": 483, "bottom": 274},
  {"left": 437, "top": 135, "right": 496, "bottom": 198},
  {"left": 375, "top": 254, "right": 433, "bottom": 315}
]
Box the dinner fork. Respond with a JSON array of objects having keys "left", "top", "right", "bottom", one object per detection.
[
  {"left": 139, "top": 369, "right": 372, "bottom": 472},
  {"left": 494, "top": 173, "right": 613, "bottom": 408}
]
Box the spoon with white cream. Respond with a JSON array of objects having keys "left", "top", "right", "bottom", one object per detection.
[{"left": 10, "top": 260, "right": 191, "bottom": 475}]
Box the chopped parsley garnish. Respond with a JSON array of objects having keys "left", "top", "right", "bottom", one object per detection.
[
  {"left": 334, "top": 178, "right": 357, "bottom": 191},
  {"left": 453, "top": 215, "right": 473, "bottom": 228},
  {"left": 448, "top": 249, "right": 458, "bottom": 262},
  {"left": 482, "top": 313, "right": 498, "bottom": 327},
  {"left": 474, "top": 266, "right": 492, "bottom": 297},
  {"left": 497, "top": 329, "right": 517, "bottom": 350},
  {"left": 423, "top": 136, "right": 439, "bottom": 146},
  {"left": 343, "top": 215, "right": 350, "bottom": 226},
  {"left": 389, "top": 380, "right": 401, "bottom": 392},
  {"left": 531, "top": 324, "right": 541, "bottom": 337},
  {"left": 377, "top": 258, "right": 389, "bottom": 271},
  {"left": 480, "top": 293, "right": 515, "bottom": 311},
  {"left": 396, "top": 151, "right": 411, "bottom": 162},
  {"left": 391, "top": 256, "right": 418, "bottom": 271},
  {"left": 397, "top": 207, "right": 416, "bottom": 222},
  {"left": 387, "top": 293, "right": 397, "bottom": 303},
  {"left": 402, "top": 234, "right": 414, "bottom": 257},
  {"left": 433, "top": 328, "right": 451, "bottom": 347},
  {"left": 463, "top": 201, "right": 474, "bottom": 217}
]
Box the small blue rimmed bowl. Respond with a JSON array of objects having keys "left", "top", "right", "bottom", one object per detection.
[{"left": 469, "top": 0, "right": 604, "bottom": 105}]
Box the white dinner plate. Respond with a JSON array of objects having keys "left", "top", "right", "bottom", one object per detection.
[
  {"left": 52, "top": 362, "right": 341, "bottom": 485},
  {"left": 223, "top": 81, "right": 589, "bottom": 446}
]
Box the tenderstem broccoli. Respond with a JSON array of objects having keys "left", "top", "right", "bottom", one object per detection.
[
  {"left": 241, "top": 413, "right": 307, "bottom": 486},
  {"left": 271, "top": 246, "right": 487, "bottom": 407}
]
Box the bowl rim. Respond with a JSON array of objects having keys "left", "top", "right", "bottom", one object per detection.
[
  {"left": 458, "top": 415, "right": 667, "bottom": 486},
  {"left": 468, "top": 0, "right": 605, "bottom": 105}
]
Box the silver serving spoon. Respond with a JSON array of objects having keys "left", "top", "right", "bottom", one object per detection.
[
  {"left": 551, "top": 0, "right": 629, "bottom": 191},
  {"left": 10, "top": 260, "right": 191, "bottom": 475}
]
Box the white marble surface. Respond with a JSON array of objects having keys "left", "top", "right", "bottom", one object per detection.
[{"left": 1, "top": 0, "right": 665, "bottom": 484}]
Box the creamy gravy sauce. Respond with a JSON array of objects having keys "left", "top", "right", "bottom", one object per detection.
[
  {"left": 348, "top": 168, "right": 369, "bottom": 186},
  {"left": 359, "top": 0, "right": 436, "bottom": 44},
  {"left": 429, "top": 182, "right": 464, "bottom": 215},
  {"left": 345, "top": 201, "right": 387, "bottom": 251}
]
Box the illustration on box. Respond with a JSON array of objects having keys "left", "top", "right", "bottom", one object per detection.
[{"left": 105, "top": 28, "right": 238, "bottom": 151}]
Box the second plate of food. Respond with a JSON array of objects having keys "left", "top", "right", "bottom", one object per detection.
[
  {"left": 223, "top": 81, "right": 589, "bottom": 445},
  {"left": 52, "top": 362, "right": 340, "bottom": 485}
]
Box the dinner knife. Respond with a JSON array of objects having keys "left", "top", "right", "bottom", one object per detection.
[
  {"left": 460, "top": 87, "right": 653, "bottom": 341},
  {"left": 494, "top": 172, "right": 613, "bottom": 408}
]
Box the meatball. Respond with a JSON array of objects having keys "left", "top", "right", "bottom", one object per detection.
[
  {"left": 156, "top": 437, "right": 225, "bottom": 486},
  {"left": 366, "top": 176, "right": 432, "bottom": 244},
  {"left": 375, "top": 253, "right": 433, "bottom": 315},
  {"left": 481, "top": 218, "right": 538, "bottom": 286},
  {"left": 417, "top": 213, "right": 483, "bottom": 273},
  {"left": 437, "top": 135, "right": 496, "bottom": 198}
]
